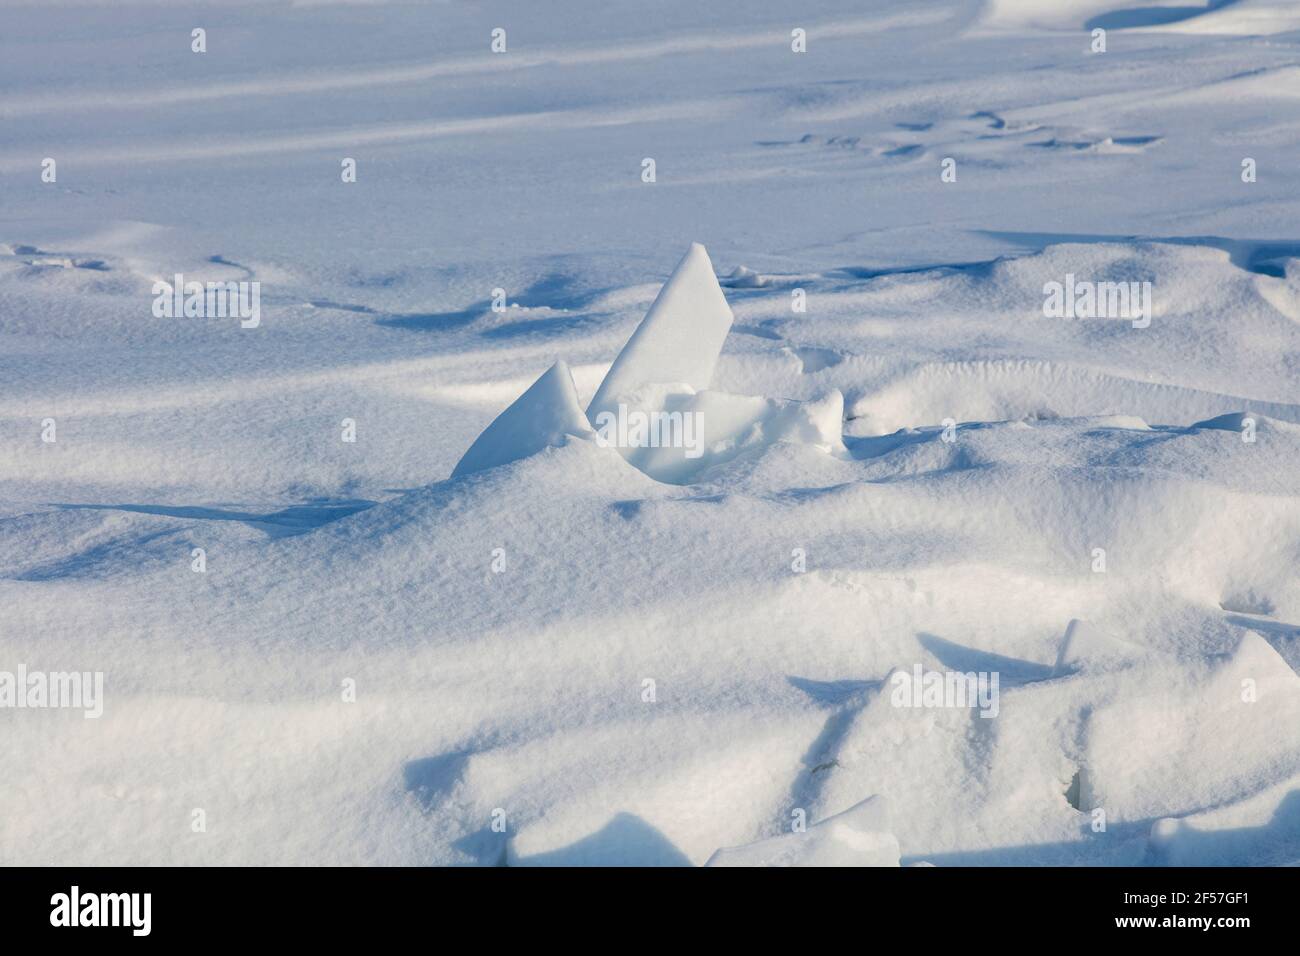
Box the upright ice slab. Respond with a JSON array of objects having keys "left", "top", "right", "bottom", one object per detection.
[
  {"left": 587, "top": 242, "right": 734, "bottom": 420},
  {"left": 451, "top": 361, "right": 595, "bottom": 478}
]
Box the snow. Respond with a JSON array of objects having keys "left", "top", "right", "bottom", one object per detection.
[
  {"left": 1082, "top": 633, "right": 1300, "bottom": 825},
  {"left": 980, "top": 0, "right": 1300, "bottom": 35},
  {"left": 1, "top": 0, "right": 1299, "bottom": 867},
  {"left": 1148, "top": 773, "right": 1300, "bottom": 866},
  {"left": 647, "top": 386, "right": 848, "bottom": 483},
  {"left": 1053, "top": 619, "right": 1145, "bottom": 675},
  {"left": 706, "top": 795, "right": 900, "bottom": 867}
]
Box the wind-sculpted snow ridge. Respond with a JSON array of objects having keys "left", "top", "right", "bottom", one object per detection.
[
  {"left": 978, "top": 0, "right": 1300, "bottom": 35},
  {"left": 706, "top": 795, "right": 900, "bottom": 867},
  {"left": 332, "top": 414, "right": 1300, "bottom": 866}
]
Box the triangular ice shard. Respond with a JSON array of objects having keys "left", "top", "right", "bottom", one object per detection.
[
  {"left": 587, "top": 242, "right": 734, "bottom": 420},
  {"left": 451, "top": 361, "right": 596, "bottom": 478}
]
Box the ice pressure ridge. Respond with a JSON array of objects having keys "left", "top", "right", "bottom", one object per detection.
[{"left": 451, "top": 243, "right": 845, "bottom": 484}]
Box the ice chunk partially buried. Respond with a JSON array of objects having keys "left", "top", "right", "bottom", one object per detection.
[
  {"left": 451, "top": 360, "right": 595, "bottom": 478},
  {"left": 587, "top": 242, "right": 734, "bottom": 421}
]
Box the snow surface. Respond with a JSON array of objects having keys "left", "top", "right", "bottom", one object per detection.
[
  {"left": 1, "top": 0, "right": 1299, "bottom": 866},
  {"left": 706, "top": 795, "right": 900, "bottom": 867}
]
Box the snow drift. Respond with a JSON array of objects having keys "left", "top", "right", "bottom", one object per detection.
[{"left": 706, "top": 796, "right": 900, "bottom": 867}]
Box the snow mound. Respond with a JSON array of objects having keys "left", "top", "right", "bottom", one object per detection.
[
  {"left": 1083, "top": 633, "right": 1300, "bottom": 822},
  {"left": 722, "top": 265, "right": 768, "bottom": 289},
  {"left": 1147, "top": 773, "right": 1300, "bottom": 865},
  {"left": 706, "top": 796, "right": 900, "bottom": 867},
  {"left": 451, "top": 361, "right": 595, "bottom": 478}
]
